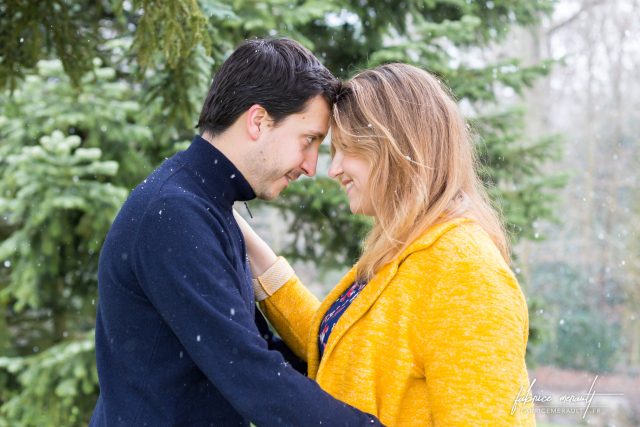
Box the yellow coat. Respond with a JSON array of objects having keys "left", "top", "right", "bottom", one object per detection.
[{"left": 260, "top": 218, "right": 535, "bottom": 426}]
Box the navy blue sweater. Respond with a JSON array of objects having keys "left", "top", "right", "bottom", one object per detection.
[{"left": 89, "top": 135, "right": 382, "bottom": 426}]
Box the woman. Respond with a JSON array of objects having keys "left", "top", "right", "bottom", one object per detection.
[{"left": 236, "top": 63, "right": 535, "bottom": 426}]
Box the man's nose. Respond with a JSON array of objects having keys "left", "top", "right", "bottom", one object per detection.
[{"left": 301, "top": 147, "right": 319, "bottom": 177}]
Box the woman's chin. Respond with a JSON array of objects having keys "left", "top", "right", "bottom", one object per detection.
[
  {"left": 349, "top": 201, "right": 368, "bottom": 216},
  {"left": 348, "top": 199, "right": 358, "bottom": 214}
]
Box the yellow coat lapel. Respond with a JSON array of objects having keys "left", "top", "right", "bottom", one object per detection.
[
  {"left": 307, "top": 261, "right": 399, "bottom": 379},
  {"left": 306, "top": 217, "right": 472, "bottom": 379}
]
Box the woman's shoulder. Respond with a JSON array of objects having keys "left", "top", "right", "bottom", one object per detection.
[
  {"left": 404, "top": 218, "right": 501, "bottom": 260},
  {"left": 398, "top": 219, "right": 526, "bottom": 316},
  {"left": 399, "top": 217, "right": 517, "bottom": 286}
]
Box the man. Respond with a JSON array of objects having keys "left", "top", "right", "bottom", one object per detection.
[{"left": 89, "top": 38, "right": 383, "bottom": 426}]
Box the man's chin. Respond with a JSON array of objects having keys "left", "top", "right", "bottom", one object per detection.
[
  {"left": 256, "top": 193, "right": 278, "bottom": 201},
  {"left": 256, "top": 186, "right": 283, "bottom": 201},
  {"left": 254, "top": 178, "right": 290, "bottom": 201}
]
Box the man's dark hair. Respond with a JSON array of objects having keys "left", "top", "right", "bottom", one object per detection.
[{"left": 197, "top": 38, "right": 339, "bottom": 137}]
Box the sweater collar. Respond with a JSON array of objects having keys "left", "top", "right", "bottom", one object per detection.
[{"left": 179, "top": 135, "right": 256, "bottom": 207}]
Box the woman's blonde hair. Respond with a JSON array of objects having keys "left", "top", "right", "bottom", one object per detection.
[{"left": 331, "top": 63, "right": 509, "bottom": 281}]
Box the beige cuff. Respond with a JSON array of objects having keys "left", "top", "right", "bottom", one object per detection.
[{"left": 252, "top": 256, "right": 294, "bottom": 301}]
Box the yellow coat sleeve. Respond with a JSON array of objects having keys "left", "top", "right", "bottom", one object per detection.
[
  {"left": 403, "top": 234, "right": 531, "bottom": 426},
  {"left": 258, "top": 275, "right": 320, "bottom": 361}
]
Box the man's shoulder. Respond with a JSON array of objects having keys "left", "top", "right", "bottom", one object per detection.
[
  {"left": 128, "top": 161, "right": 212, "bottom": 214},
  {"left": 109, "top": 157, "right": 231, "bottom": 249},
  {"left": 129, "top": 157, "right": 187, "bottom": 199},
  {"left": 135, "top": 188, "right": 224, "bottom": 231}
]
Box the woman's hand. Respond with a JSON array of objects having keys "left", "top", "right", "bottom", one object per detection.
[{"left": 233, "top": 208, "right": 278, "bottom": 277}]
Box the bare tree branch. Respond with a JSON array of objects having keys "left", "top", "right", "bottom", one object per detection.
[{"left": 546, "top": 0, "right": 607, "bottom": 35}]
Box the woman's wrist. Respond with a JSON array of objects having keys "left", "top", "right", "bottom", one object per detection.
[
  {"left": 247, "top": 239, "right": 278, "bottom": 277},
  {"left": 253, "top": 256, "right": 294, "bottom": 301},
  {"left": 232, "top": 208, "right": 279, "bottom": 277}
]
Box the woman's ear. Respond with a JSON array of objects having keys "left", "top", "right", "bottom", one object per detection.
[{"left": 246, "top": 104, "right": 270, "bottom": 141}]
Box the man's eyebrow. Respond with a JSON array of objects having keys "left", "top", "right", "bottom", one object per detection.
[{"left": 307, "top": 130, "right": 327, "bottom": 140}]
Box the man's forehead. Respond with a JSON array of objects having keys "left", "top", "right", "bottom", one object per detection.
[
  {"left": 300, "top": 95, "right": 330, "bottom": 117},
  {"left": 281, "top": 96, "right": 330, "bottom": 133},
  {"left": 296, "top": 114, "right": 329, "bottom": 134}
]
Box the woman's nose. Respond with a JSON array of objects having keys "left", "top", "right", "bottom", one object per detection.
[{"left": 328, "top": 152, "right": 343, "bottom": 179}]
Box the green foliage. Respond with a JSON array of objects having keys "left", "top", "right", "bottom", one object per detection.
[
  {"left": 0, "top": 130, "right": 127, "bottom": 311},
  {"left": 528, "top": 262, "right": 622, "bottom": 372},
  {"left": 0, "top": 0, "right": 104, "bottom": 91},
  {"left": 0, "top": 57, "right": 157, "bottom": 187},
  {"left": 132, "top": 0, "right": 211, "bottom": 69},
  {"left": 473, "top": 108, "right": 568, "bottom": 241},
  {"left": 0, "top": 332, "right": 97, "bottom": 427},
  {"left": 0, "top": 131, "right": 123, "bottom": 424},
  {"left": 144, "top": 46, "right": 215, "bottom": 132},
  {"left": 0, "top": 51, "right": 143, "bottom": 427},
  {"left": 524, "top": 296, "right": 548, "bottom": 362},
  {"left": 553, "top": 310, "right": 621, "bottom": 372}
]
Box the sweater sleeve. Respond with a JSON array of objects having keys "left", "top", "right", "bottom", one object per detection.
[
  {"left": 403, "top": 243, "right": 531, "bottom": 426},
  {"left": 132, "top": 195, "right": 382, "bottom": 427},
  {"left": 258, "top": 274, "right": 321, "bottom": 360}
]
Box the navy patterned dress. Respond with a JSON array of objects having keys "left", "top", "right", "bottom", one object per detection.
[{"left": 318, "top": 279, "right": 368, "bottom": 358}]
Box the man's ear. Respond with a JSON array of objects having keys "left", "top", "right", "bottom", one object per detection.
[{"left": 246, "top": 104, "right": 270, "bottom": 141}]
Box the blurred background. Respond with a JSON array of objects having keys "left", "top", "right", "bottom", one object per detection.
[{"left": 0, "top": 0, "right": 638, "bottom": 425}]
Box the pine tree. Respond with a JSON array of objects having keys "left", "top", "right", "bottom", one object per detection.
[
  {"left": 0, "top": 60, "right": 132, "bottom": 425},
  {"left": 1, "top": 1, "right": 564, "bottom": 425}
]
